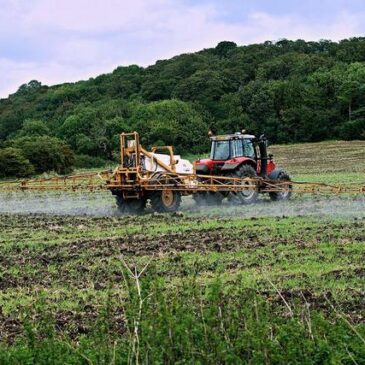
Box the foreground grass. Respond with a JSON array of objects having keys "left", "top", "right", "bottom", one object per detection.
[{"left": 1, "top": 277, "right": 364, "bottom": 364}]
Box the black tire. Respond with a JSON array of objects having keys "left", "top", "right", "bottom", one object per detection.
[
  {"left": 227, "top": 165, "right": 258, "bottom": 205},
  {"left": 150, "top": 190, "right": 182, "bottom": 213},
  {"left": 115, "top": 195, "right": 146, "bottom": 214},
  {"left": 269, "top": 171, "right": 292, "bottom": 201},
  {"left": 193, "top": 192, "right": 224, "bottom": 206}
]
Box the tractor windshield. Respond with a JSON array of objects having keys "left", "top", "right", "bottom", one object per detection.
[{"left": 211, "top": 140, "right": 230, "bottom": 160}]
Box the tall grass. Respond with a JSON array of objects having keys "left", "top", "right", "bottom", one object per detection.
[{"left": 1, "top": 267, "right": 364, "bottom": 364}]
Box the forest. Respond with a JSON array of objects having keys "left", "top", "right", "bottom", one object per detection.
[{"left": 1, "top": 37, "right": 365, "bottom": 176}]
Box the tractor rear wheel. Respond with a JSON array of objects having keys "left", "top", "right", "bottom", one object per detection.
[
  {"left": 150, "top": 189, "right": 182, "bottom": 213},
  {"left": 115, "top": 195, "right": 146, "bottom": 215},
  {"left": 227, "top": 165, "right": 258, "bottom": 205},
  {"left": 269, "top": 171, "right": 292, "bottom": 201}
]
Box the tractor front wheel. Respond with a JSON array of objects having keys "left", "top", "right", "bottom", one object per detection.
[
  {"left": 269, "top": 171, "right": 292, "bottom": 201},
  {"left": 150, "top": 190, "right": 182, "bottom": 213}
]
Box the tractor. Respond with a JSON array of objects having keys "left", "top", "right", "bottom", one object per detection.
[
  {"left": 106, "top": 131, "right": 292, "bottom": 215},
  {"left": 194, "top": 131, "right": 291, "bottom": 205}
]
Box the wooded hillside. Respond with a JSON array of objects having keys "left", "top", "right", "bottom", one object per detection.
[{"left": 1, "top": 38, "right": 365, "bottom": 175}]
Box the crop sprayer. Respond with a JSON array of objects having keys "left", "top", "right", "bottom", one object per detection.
[{"left": 1, "top": 131, "right": 364, "bottom": 214}]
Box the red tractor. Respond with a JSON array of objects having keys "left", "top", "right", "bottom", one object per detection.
[{"left": 194, "top": 131, "right": 291, "bottom": 205}]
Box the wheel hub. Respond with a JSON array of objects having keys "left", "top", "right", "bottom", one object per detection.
[
  {"left": 161, "top": 190, "right": 174, "bottom": 207},
  {"left": 241, "top": 178, "right": 256, "bottom": 199}
]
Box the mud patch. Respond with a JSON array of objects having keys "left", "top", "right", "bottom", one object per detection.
[{"left": 0, "top": 312, "right": 22, "bottom": 343}]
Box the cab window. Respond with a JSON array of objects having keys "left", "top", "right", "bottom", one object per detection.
[
  {"left": 243, "top": 139, "right": 255, "bottom": 158},
  {"left": 231, "top": 139, "right": 244, "bottom": 158},
  {"left": 211, "top": 140, "right": 230, "bottom": 160}
]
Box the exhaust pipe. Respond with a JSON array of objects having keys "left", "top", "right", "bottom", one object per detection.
[{"left": 258, "top": 135, "right": 268, "bottom": 177}]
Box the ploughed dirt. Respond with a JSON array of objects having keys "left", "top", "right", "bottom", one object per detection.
[{"left": 0, "top": 212, "right": 364, "bottom": 342}]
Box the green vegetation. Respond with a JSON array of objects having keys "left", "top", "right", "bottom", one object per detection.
[
  {"left": 0, "top": 212, "right": 364, "bottom": 363},
  {"left": 10, "top": 136, "right": 74, "bottom": 175},
  {"left": 0, "top": 135, "right": 364, "bottom": 362},
  {"left": 0, "top": 148, "right": 34, "bottom": 178},
  {"left": 1, "top": 38, "right": 365, "bottom": 176},
  {"left": 270, "top": 140, "right": 365, "bottom": 188}
]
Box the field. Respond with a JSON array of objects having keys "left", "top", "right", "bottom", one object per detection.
[
  {"left": 0, "top": 141, "right": 364, "bottom": 364},
  {"left": 271, "top": 140, "right": 365, "bottom": 184}
]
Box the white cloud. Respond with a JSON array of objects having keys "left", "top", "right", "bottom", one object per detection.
[
  {"left": 0, "top": 0, "right": 364, "bottom": 98},
  {"left": 0, "top": 58, "right": 32, "bottom": 98},
  {"left": 26, "top": 0, "right": 150, "bottom": 32},
  {"left": 245, "top": 11, "right": 363, "bottom": 42},
  {"left": 0, "top": 57, "right": 116, "bottom": 98}
]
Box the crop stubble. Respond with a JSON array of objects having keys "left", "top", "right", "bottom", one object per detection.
[{"left": 0, "top": 211, "right": 364, "bottom": 342}]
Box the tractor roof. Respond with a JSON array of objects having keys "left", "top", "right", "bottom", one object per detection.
[{"left": 210, "top": 133, "right": 256, "bottom": 141}]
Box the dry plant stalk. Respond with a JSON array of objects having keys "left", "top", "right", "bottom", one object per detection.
[{"left": 120, "top": 256, "right": 153, "bottom": 365}]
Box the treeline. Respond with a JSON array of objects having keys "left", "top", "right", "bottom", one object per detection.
[{"left": 1, "top": 38, "right": 365, "bottom": 177}]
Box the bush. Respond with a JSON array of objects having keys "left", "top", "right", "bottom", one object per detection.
[
  {"left": 74, "top": 154, "right": 110, "bottom": 169},
  {"left": 0, "top": 148, "right": 34, "bottom": 178},
  {"left": 11, "top": 136, "right": 75, "bottom": 174},
  {"left": 339, "top": 119, "right": 365, "bottom": 139}
]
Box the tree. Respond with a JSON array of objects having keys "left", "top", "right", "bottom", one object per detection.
[
  {"left": 141, "top": 78, "right": 175, "bottom": 101},
  {"left": 14, "top": 80, "right": 43, "bottom": 97},
  {"left": 337, "top": 63, "right": 365, "bottom": 123},
  {"left": 111, "top": 65, "right": 144, "bottom": 98},
  {"left": 0, "top": 148, "right": 34, "bottom": 178},
  {"left": 11, "top": 136, "right": 75, "bottom": 174},
  {"left": 59, "top": 106, "right": 126, "bottom": 158},
  {"left": 16, "top": 120, "right": 51, "bottom": 137},
  {"left": 130, "top": 100, "right": 209, "bottom": 154},
  {"left": 172, "top": 70, "right": 228, "bottom": 118},
  {"left": 215, "top": 41, "right": 237, "bottom": 57},
  {"left": 238, "top": 80, "right": 278, "bottom": 139}
]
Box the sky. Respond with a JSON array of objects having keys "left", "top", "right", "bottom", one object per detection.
[{"left": 0, "top": 0, "right": 365, "bottom": 98}]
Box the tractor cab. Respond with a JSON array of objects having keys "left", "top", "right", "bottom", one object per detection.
[
  {"left": 210, "top": 133, "right": 256, "bottom": 161},
  {"left": 196, "top": 131, "right": 275, "bottom": 177}
]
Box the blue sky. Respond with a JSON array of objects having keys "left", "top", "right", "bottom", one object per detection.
[{"left": 0, "top": 0, "right": 364, "bottom": 98}]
